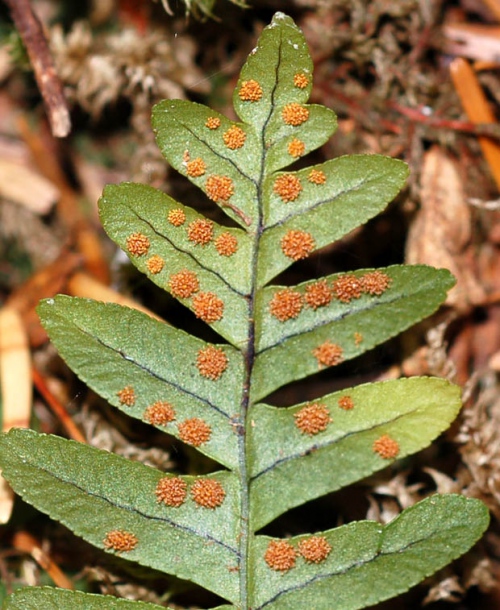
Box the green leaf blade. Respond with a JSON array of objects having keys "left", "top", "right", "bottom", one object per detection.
[
  {"left": 263, "top": 155, "right": 407, "bottom": 227},
  {"left": 2, "top": 588, "right": 236, "bottom": 610},
  {"left": 152, "top": 101, "right": 260, "bottom": 228},
  {"left": 263, "top": 105, "right": 337, "bottom": 174},
  {"left": 37, "top": 297, "right": 243, "bottom": 470},
  {"left": 100, "top": 182, "right": 253, "bottom": 296},
  {"left": 252, "top": 266, "right": 455, "bottom": 402},
  {"left": 0, "top": 430, "right": 241, "bottom": 604},
  {"left": 250, "top": 495, "right": 489, "bottom": 609},
  {"left": 249, "top": 377, "right": 462, "bottom": 530},
  {"left": 233, "top": 13, "right": 337, "bottom": 177},
  {"left": 234, "top": 14, "right": 313, "bottom": 129},
  {"left": 99, "top": 182, "right": 252, "bottom": 348},
  {"left": 258, "top": 156, "right": 409, "bottom": 287},
  {"left": 2, "top": 588, "right": 167, "bottom": 610}
]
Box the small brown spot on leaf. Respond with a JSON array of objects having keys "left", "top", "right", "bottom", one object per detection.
[
  {"left": 117, "top": 386, "right": 135, "bottom": 406},
  {"left": 361, "top": 271, "right": 392, "bottom": 296},
  {"left": 126, "top": 233, "right": 150, "bottom": 256},
  {"left": 206, "top": 175, "right": 234, "bottom": 202},
  {"left": 308, "top": 169, "right": 326, "bottom": 184},
  {"left": 304, "top": 280, "right": 332, "bottom": 309},
  {"left": 288, "top": 138, "right": 305, "bottom": 157},
  {"left": 103, "top": 530, "right": 137, "bottom": 553},
  {"left": 205, "top": 116, "right": 221, "bottom": 129},
  {"left": 144, "top": 401, "right": 176, "bottom": 425},
  {"left": 354, "top": 332, "right": 363, "bottom": 345},
  {"left": 215, "top": 232, "right": 238, "bottom": 256},
  {"left": 313, "top": 341, "right": 343, "bottom": 367},
  {"left": 338, "top": 395, "right": 354, "bottom": 410},
  {"left": 191, "top": 478, "right": 226, "bottom": 508},
  {"left": 332, "top": 274, "right": 363, "bottom": 303},
  {"left": 239, "top": 79, "right": 263, "bottom": 101},
  {"left": 282, "top": 103, "right": 309, "bottom": 126},
  {"left": 155, "top": 476, "right": 187, "bottom": 507},
  {"left": 168, "top": 209, "right": 186, "bottom": 227},
  {"left": 223, "top": 126, "right": 246, "bottom": 149},
  {"left": 298, "top": 536, "right": 331, "bottom": 563},
  {"left": 146, "top": 255, "right": 164, "bottom": 274},
  {"left": 186, "top": 157, "right": 207, "bottom": 177},
  {"left": 281, "top": 230, "right": 315, "bottom": 260},
  {"left": 338, "top": 395, "right": 354, "bottom": 411},
  {"left": 187, "top": 219, "right": 214, "bottom": 245},
  {"left": 294, "top": 403, "right": 332, "bottom": 435},
  {"left": 192, "top": 292, "right": 224, "bottom": 323},
  {"left": 178, "top": 418, "right": 212, "bottom": 446},
  {"left": 373, "top": 434, "right": 400, "bottom": 459},
  {"left": 168, "top": 270, "right": 199, "bottom": 299},
  {"left": 293, "top": 73, "right": 309, "bottom": 89},
  {"left": 269, "top": 288, "right": 303, "bottom": 322},
  {"left": 196, "top": 345, "right": 228, "bottom": 380},
  {"left": 264, "top": 540, "right": 297, "bottom": 572},
  {"left": 273, "top": 174, "right": 302, "bottom": 202}
]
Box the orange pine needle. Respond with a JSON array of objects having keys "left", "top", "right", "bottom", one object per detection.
[
  {"left": 483, "top": 0, "right": 500, "bottom": 22},
  {"left": 13, "top": 531, "right": 74, "bottom": 589},
  {"left": 32, "top": 367, "right": 87, "bottom": 443},
  {"left": 450, "top": 57, "right": 500, "bottom": 190}
]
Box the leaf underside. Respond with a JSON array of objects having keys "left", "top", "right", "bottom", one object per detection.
[
  {"left": 0, "top": 11, "right": 489, "bottom": 610},
  {"left": 1, "top": 588, "right": 236, "bottom": 610},
  {"left": 1, "top": 588, "right": 166, "bottom": 610},
  {"left": 248, "top": 376, "right": 463, "bottom": 530},
  {"left": 0, "top": 428, "right": 240, "bottom": 602},
  {"left": 250, "top": 495, "right": 489, "bottom": 610}
]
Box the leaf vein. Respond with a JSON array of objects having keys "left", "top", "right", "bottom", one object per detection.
[
  {"left": 31, "top": 460, "right": 240, "bottom": 556},
  {"left": 168, "top": 113, "right": 258, "bottom": 186},
  {"left": 250, "top": 409, "right": 413, "bottom": 480},
  {"left": 127, "top": 205, "right": 247, "bottom": 298},
  {"left": 256, "top": 283, "right": 440, "bottom": 355},
  {"left": 265, "top": 170, "right": 398, "bottom": 230},
  {"left": 255, "top": 534, "right": 439, "bottom": 609},
  {"left": 63, "top": 321, "right": 232, "bottom": 419}
]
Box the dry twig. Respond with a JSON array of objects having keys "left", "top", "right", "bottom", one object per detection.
[{"left": 4, "top": 0, "right": 70, "bottom": 137}]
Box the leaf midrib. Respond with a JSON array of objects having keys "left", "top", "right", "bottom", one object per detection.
[{"left": 236, "top": 23, "right": 290, "bottom": 610}]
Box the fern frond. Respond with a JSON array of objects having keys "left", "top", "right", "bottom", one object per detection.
[{"left": 0, "top": 12, "right": 488, "bottom": 610}]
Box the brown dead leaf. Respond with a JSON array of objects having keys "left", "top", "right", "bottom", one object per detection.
[
  {"left": 0, "top": 306, "right": 31, "bottom": 523},
  {"left": 450, "top": 57, "right": 500, "bottom": 192},
  {"left": 458, "top": 384, "right": 500, "bottom": 520},
  {"left": 0, "top": 158, "right": 59, "bottom": 214},
  {"left": 422, "top": 574, "right": 464, "bottom": 604},
  {"left": 406, "top": 145, "right": 485, "bottom": 310},
  {"left": 0, "top": 306, "right": 31, "bottom": 431},
  {"left": 67, "top": 272, "right": 164, "bottom": 322}
]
